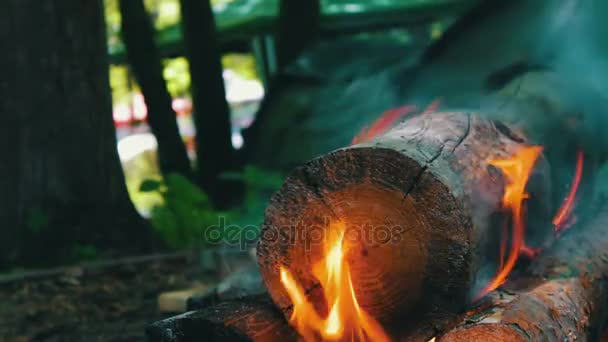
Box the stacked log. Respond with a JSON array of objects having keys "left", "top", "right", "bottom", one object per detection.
[
  {"left": 257, "top": 112, "right": 553, "bottom": 327},
  {"left": 146, "top": 294, "right": 296, "bottom": 342},
  {"left": 438, "top": 207, "right": 608, "bottom": 341},
  {"left": 147, "top": 111, "right": 608, "bottom": 341}
]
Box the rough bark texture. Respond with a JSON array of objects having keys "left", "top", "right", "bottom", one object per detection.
[
  {"left": 0, "top": 0, "right": 148, "bottom": 267},
  {"left": 432, "top": 222, "right": 608, "bottom": 341},
  {"left": 147, "top": 294, "right": 297, "bottom": 342},
  {"left": 119, "top": 0, "right": 192, "bottom": 177},
  {"left": 437, "top": 209, "right": 608, "bottom": 342},
  {"left": 257, "top": 112, "right": 552, "bottom": 327},
  {"left": 276, "top": 0, "right": 321, "bottom": 70},
  {"left": 179, "top": 0, "right": 238, "bottom": 208}
]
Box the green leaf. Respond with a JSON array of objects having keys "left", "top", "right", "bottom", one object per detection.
[{"left": 140, "top": 179, "right": 162, "bottom": 192}]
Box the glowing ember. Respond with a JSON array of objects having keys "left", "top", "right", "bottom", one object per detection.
[
  {"left": 477, "top": 145, "right": 543, "bottom": 299},
  {"left": 553, "top": 150, "right": 584, "bottom": 233},
  {"left": 352, "top": 105, "right": 416, "bottom": 144},
  {"left": 280, "top": 222, "right": 390, "bottom": 341}
]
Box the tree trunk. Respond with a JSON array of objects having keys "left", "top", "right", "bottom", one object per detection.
[
  {"left": 119, "top": 0, "right": 192, "bottom": 178},
  {"left": 179, "top": 0, "right": 238, "bottom": 208},
  {"left": 0, "top": 0, "right": 148, "bottom": 267},
  {"left": 257, "top": 112, "right": 553, "bottom": 326},
  {"left": 438, "top": 206, "right": 608, "bottom": 341},
  {"left": 276, "top": 0, "right": 321, "bottom": 70}
]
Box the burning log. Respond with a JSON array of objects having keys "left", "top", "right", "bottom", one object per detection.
[
  {"left": 257, "top": 111, "right": 555, "bottom": 333},
  {"left": 438, "top": 207, "right": 608, "bottom": 341},
  {"left": 146, "top": 294, "right": 298, "bottom": 342}
]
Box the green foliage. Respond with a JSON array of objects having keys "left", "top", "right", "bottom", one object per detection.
[
  {"left": 222, "top": 54, "right": 258, "bottom": 80},
  {"left": 162, "top": 57, "right": 191, "bottom": 97},
  {"left": 240, "top": 165, "right": 284, "bottom": 193},
  {"left": 104, "top": 0, "right": 122, "bottom": 55},
  {"left": 141, "top": 173, "right": 221, "bottom": 248},
  {"left": 123, "top": 149, "right": 164, "bottom": 214},
  {"left": 138, "top": 167, "right": 283, "bottom": 249},
  {"left": 222, "top": 165, "right": 283, "bottom": 227},
  {"left": 144, "top": 0, "right": 181, "bottom": 30},
  {"left": 140, "top": 178, "right": 162, "bottom": 192},
  {"left": 105, "top": 0, "right": 182, "bottom": 54},
  {"left": 109, "top": 64, "right": 134, "bottom": 104}
]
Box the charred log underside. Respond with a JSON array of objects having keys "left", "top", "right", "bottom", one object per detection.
[{"left": 146, "top": 294, "right": 296, "bottom": 342}]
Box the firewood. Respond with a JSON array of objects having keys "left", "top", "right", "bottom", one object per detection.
[
  {"left": 257, "top": 112, "right": 553, "bottom": 325},
  {"left": 435, "top": 208, "right": 608, "bottom": 341},
  {"left": 158, "top": 284, "right": 210, "bottom": 313},
  {"left": 146, "top": 294, "right": 298, "bottom": 342}
]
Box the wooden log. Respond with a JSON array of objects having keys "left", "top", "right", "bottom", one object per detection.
[
  {"left": 436, "top": 208, "right": 608, "bottom": 341},
  {"left": 257, "top": 112, "right": 553, "bottom": 326},
  {"left": 146, "top": 294, "right": 298, "bottom": 342}
]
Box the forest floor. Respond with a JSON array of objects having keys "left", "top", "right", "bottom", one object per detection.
[
  {"left": 3, "top": 252, "right": 608, "bottom": 342},
  {"left": 0, "top": 253, "right": 206, "bottom": 342}
]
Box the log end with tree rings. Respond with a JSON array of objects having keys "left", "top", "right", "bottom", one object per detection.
[{"left": 257, "top": 112, "right": 552, "bottom": 329}]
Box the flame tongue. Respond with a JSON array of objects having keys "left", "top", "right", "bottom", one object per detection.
[
  {"left": 553, "top": 150, "right": 584, "bottom": 233},
  {"left": 280, "top": 222, "right": 390, "bottom": 341},
  {"left": 478, "top": 145, "right": 543, "bottom": 298}
]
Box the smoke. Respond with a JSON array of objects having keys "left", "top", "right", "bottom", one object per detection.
[
  {"left": 396, "top": 0, "right": 608, "bottom": 297},
  {"left": 480, "top": 0, "right": 608, "bottom": 222},
  {"left": 309, "top": 0, "right": 608, "bottom": 163}
]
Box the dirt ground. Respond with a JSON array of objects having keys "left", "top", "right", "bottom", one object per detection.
[
  {"left": 0, "top": 254, "right": 205, "bottom": 342},
  {"left": 3, "top": 254, "right": 608, "bottom": 342}
]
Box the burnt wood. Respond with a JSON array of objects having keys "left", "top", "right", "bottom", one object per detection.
[
  {"left": 147, "top": 294, "right": 297, "bottom": 342},
  {"left": 257, "top": 112, "right": 552, "bottom": 327},
  {"left": 437, "top": 207, "right": 608, "bottom": 341}
]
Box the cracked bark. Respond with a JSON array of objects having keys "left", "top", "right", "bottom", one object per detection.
[{"left": 257, "top": 112, "right": 553, "bottom": 330}]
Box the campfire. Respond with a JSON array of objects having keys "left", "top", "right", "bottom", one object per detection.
[
  {"left": 280, "top": 221, "right": 389, "bottom": 341},
  {"left": 478, "top": 144, "right": 544, "bottom": 299},
  {"left": 148, "top": 104, "right": 607, "bottom": 342}
]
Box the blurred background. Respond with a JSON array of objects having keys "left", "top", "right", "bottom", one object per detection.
[{"left": 107, "top": 0, "right": 464, "bottom": 225}]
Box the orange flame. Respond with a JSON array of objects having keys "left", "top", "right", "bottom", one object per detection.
[
  {"left": 280, "top": 222, "right": 390, "bottom": 341},
  {"left": 477, "top": 145, "right": 543, "bottom": 299},
  {"left": 352, "top": 105, "right": 416, "bottom": 145},
  {"left": 553, "top": 150, "right": 584, "bottom": 233},
  {"left": 422, "top": 98, "right": 442, "bottom": 115},
  {"left": 352, "top": 99, "right": 442, "bottom": 145}
]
